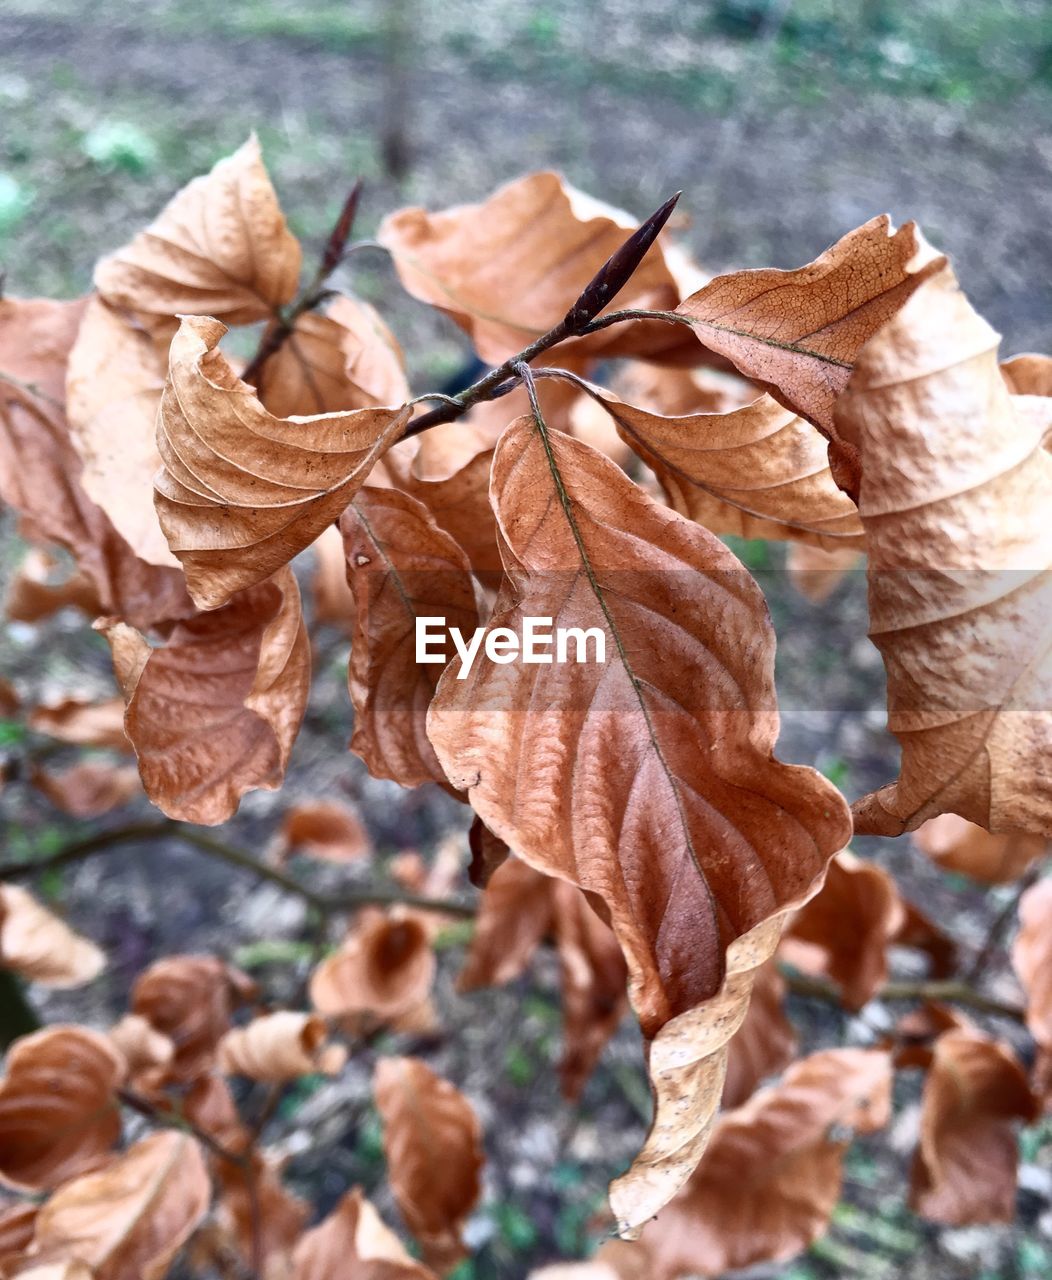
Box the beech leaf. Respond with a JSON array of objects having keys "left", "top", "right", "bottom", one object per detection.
[
  {"left": 278, "top": 800, "right": 371, "bottom": 864},
  {"left": 786, "top": 543, "right": 863, "bottom": 603},
  {"left": 154, "top": 315, "right": 410, "bottom": 611},
  {"left": 914, "top": 814, "right": 1048, "bottom": 884},
  {"left": 30, "top": 762, "right": 141, "bottom": 819},
  {"left": 721, "top": 960, "right": 796, "bottom": 1109},
  {"left": 1012, "top": 879, "right": 1052, "bottom": 1086},
  {"left": 218, "top": 1011, "right": 346, "bottom": 1082},
  {"left": 0, "top": 886, "right": 105, "bottom": 988},
  {"left": 427, "top": 415, "right": 851, "bottom": 1230},
  {"left": 290, "top": 1188, "right": 436, "bottom": 1280}
]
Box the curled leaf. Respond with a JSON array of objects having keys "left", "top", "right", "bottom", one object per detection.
[
  {"left": 5, "top": 549, "right": 103, "bottom": 624},
  {"left": 107, "top": 1016, "right": 174, "bottom": 1082},
  {"left": 30, "top": 762, "right": 141, "bottom": 819},
  {"left": 290, "top": 1187, "right": 435, "bottom": 1280},
  {"left": 373, "top": 1057, "right": 484, "bottom": 1274},
  {"left": 721, "top": 960, "right": 796, "bottom": 1109},
  {"left": 94, "top": 136, "right": 301, "bottom": 330},
  {"left": 26, "top": 699, "right": 130, "bottom": 753},
  {"left": 0, "top": 1026, "right": 124, "bottom": 1192},
  {"left": 914, "top": 814, "right": 1047, "bottom": 884},
  {"left": 0, "top": 886, "right": 104, "bottom": 988},
  {"left": 97, "top": 567, "right": 310, "bottom": 825},
  {"left": 278, "top": 800, "right": 371, "bottom": 864},
  {"left": 218, "top": 1011, "right": 346, "bottom": 1082},
  {"left": 427, "top": 416, "right": 850, "bottom": 1230},
  {"left": 837, "top": 267, "right": 1052, "bottom": 836}
]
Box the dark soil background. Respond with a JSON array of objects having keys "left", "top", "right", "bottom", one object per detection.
[{"left": 1, "top": 2, "right": 1051, "bottom": 1277}]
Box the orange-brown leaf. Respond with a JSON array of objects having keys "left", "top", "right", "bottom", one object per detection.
[
  {"left": 914, "top": 814, "right": 1047, "bottom": 884},
  {"left": 26, "top": 698, "right": 130, "bottom": 753},
  {"left": 0, "top": 886, "right": 105, "bottom": 988},
  {"left": 786, "top": 543, "right": 864, "bottom": 603},
  {"left": 373, "top": 1057, "right": 484, "bottom": 1274},
  {"left": 279, "top": 800, "right": 371, "bottom": 864},
  {"left": 30, "top": 761, "right": 141, "bottom": 819},
  {"left": 1012, "top": 879, "right": 1052, "bottom": 1072},
  {"left": 4, "top": 550, "right": 103, "bottom": 624},
  {"left": 218, "top": 1011, "right": 346, "bottom": 1082},
  {"left": 290, "top": 1188, "right": 436, "bottom": 1280},
  {"left": 154, "top": 315, "right": 410, "bottom": 611}
]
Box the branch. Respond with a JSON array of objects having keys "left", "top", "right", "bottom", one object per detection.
[
  {"left": 117, "top": 1086, "right": 248, "bottom": 1166},
  {"left": 781, "top": 968, "right": 1026, "bottom": 1023},
  {"left": 0, "top": 818, "right": 477, "bottom": 919}
]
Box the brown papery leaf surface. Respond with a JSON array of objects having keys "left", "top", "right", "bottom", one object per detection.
[
  {"left": 131, "top": 954, "right": 257, "bottom": 1082},
  {"left": 97, "top": 566, "right": 310, "bottom": 825},
  {"left": 836, "top": 266, "right": 1052, "bottom": 836},
  {"left": 278, "top": 800, "right": 371, "bottom": 863},
  {"left": 427, "top": 416, "right": 851, "bottom": 1231},
  {"left": 720, "top": 960, "right": 796, "bottom": 1109},
  {"left": 378, "top": 171, "right": 696, "bottom": 365},
  {"left": 676, "top": 216, "right": 943, "bottom": 444},
  {"left": 914, "top": 813, "right": 1048, "bottom": 884},
  {"left": 5, "top": 549, "right": 103, "bottom": 624},
  {"left": 0, "top": 297, "right": 189, "bottom": 629},
  {"left": 289, "top": 1187, "right": 436, "bottom": 1280},
  {"left": 94, "top": 135, "right": 301, "bottom": 331},
  {"left": 65, "top": 297, "right": 173, "bottom": 567},
  {"left": 0, "top": 886, "right": 104, "bottom": 988},
  {"left": 218, "top": 1010, "right": 346, "bottom": 1082},
  {"left": 373, "top": 1057, "right": 484, "bottom": 1274},
  {"left": 154, "top": 315, "right": 410, "bottom": 611},
  {"left": 1012, "top": 879, "right": 1052, "bottom": 1083},
  {"left": 909, "top": 1029, "right": 1037, "bottom": 1223},
  {"left": 0, "top": 1027, "right": 124, "bottom": 1192},
  {"left": 341, "top": 486, "right": 479, "bottom": 791},
  {"left": 580, "top": 382, "right": 863, "bottom": 547},
  {"left": 1001, "top": 352, "right": 1052, "bottom": 397},
  {"left": 31, "top": 761, "right": 141, "bottom": 819},
  {"left": 781, "top": 851, "right": 905, "bottom": 1010},
  {"left": 27, "top": 698, "right": 130, "bottom": 753},
  {"left": 27, "top": 1132, "right": 210, "bottom": 1280},
  {"left": 786, "top": 543, "right": 864, "bottom": 603},
  {"left": 638, "top": 1049, "right": 892, "bottom": 1278},
  {"left": 257, "top": 295, "right": 410, "bottom": 419}
]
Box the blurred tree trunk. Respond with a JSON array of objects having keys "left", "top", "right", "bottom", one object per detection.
[{"left": 381, "top": 0, "right": 416, "bottom": 182}]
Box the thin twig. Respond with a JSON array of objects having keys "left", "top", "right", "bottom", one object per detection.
[
  {"left": 780, "top": 967, "right": 1026, "bottom": 1022},
  {"left": 117, "top": 1086, "right": 248, "bottom": 1166}
]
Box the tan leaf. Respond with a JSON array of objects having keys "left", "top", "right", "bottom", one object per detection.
[
  {"left": 1012, "top": 879, "right": 1052, "bottom": 1070},
  {"left": 391, "top": 449, "right": 501, "bottom": 586},
  {"left": 378, "top": 172, "right": 694, "bottom": 365},
  {"left": 65, "top": 297, "right": 174, "bottom": 568},
  {"left": 0, "top": 1202, "right": 39, "bottom": 1263},
  {"left": 721, "top": 960, "right": 796, "bottom": 1109},
  {"left": 279, "top": 801, "right": 371, "bottom": 864},
  {"left": 0, "top": 297, "right": 190, "bottom": 629},
  {"left": 258, "top": 296, "right": 410, "bottom": 419},
  {"left": 5, "top": 550, "right": 103, "bottom": 624},
  {"left": 310, "top": 908, "right": 436, "bottom": 1031},
  {"left": 914, "top": 814, "right": 1048, "bottom": 884},
  {"left": 26, "top": 699, "right": 130, "bottom": 753},
  {"left": 181, "top": 1076, "right": 245, "bottom": 1148},
  {"left": 676, "top": 216, "right": 943, "bottom": 446},
  {"left": 3, "top": 1261, "right": 93, "bottom": 1280},
  {"left": 467, "top": 815, "right": 510, "bottom": 889},
  {"left": 28, "top": 1131, "right": 210, "bottom": 1280},
  {"left": 289, "top": 1187, "right": 435, "bottom": 1280},
  {"left": 909, "top": 1029, "right": 1037, "bottom": 1223},
  {"left": 580, "top": 383, "right": 863, "bottom": 547},
  {"left": 131, "top": 955, "right": 258, "bottom": 1082},
  {"left": 528, "top": 1242, "right": 648, "bottom": 1280},
  {"left": 311, "top": 524, "right": 356, "bottom": 631},
  {"left": 781, "top": 851, "right": 905, "bottom": 1010},
  {"left": 1002, "top": 352, "right": 1052, "bottom": 397},
  {"left": 214, "top": 1147, "right": 308, "bottom": 1270},
  {"left": 0, "top": 1026, "right": 124, "bottom": 1192},
  {"left": 218, "top": 1011, "right": 346, "bottom": 1082},
  {"left": 31, "top": 762, "right": 141, "bottom": 819},
  {"left": 427, "top": 416, "right": 850, "bottom": 1230},
  {"left": 614, "top": 362, "right": 757, "bottom": 417},
  {"left": 0, "top": 886, "right": 105, "bottom": 988},
  {"left": 373, "top": 1057, "right": 484, "bottom": 1274},
  {"left": 97, "top": 567, "right": 310, "bottom": 825},
  {"left": 107, "top": 1016, "right": 174, "bottom": 1081},
  {"left": 786, "top": 543, "right": 864, "bottom": 603},
  {"left": 94, "top": 136, "right": 301, "bottom": 330},
  {"left": 341, "top": 486, "right": 479, "bottom": 790},
  {"left": 639, "top": 1049, "right": 892, "bottom": 1279},
  {"left": 837, "top": 266, "right": 1052, "bottom": 836},
  {"left": 894, "top": 900, "right": 958, "bottom": 979},
  {"left": 457, "top": 857, "right": 556, "bottom": 993},
  {"left": 154, "top": 315, "right": 410, "bottom": 611}
]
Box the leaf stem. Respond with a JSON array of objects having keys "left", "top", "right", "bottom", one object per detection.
[{"left": 780, "top": 967, "right": 1026, "bottom": 1022}]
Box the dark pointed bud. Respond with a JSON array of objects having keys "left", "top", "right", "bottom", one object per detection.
[
  {"left": 562, "top": 190, "right": 681, "bottom": 332},
  {"left": 320, "top": 179, "right": 364, "bottom": 277}
]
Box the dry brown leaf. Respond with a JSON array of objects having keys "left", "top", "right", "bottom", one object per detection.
[
  {"left": 94, "top": 136, "right": 301, "bottom": 330},
  {"left": 3, "top": 1261, "right": 93, "bottom": 1280},
  {"left": 1012, "top": 879, "right": 1052, "bottom": 1079},
  {"left": 0, "top": 1203, "right": 39, "bottom": 1263},
  {"left": 65, "top": 297, "right": 174, "bottom": 567},
  {"left": 181, "top": 1075, "right": 245, "bottom": 1148},
  {"left": 5, "top": 550, "right": 103, "bottom": 624},
  {"left": 218, "top": 1011, "right": 346, "bottom": 1082},
  {"left": 0, "top": 1027, "right": 123, "bottom": 1192},
  {"left": 786, "top": 543, "right": 864, "bottom": 603},
  {"left": 894, "top": 900, "right": 958, "bottom": 979},
  {"left": 457, "top": 858, "right": 556, "bottom": 992},
  {"left": 909, "top": 1029, "right": 1037, "bottom": 1223},
  {"left": 466, "top": 816, "right": 510, "bottom": 889},
  {"left": 528, "top": 1242, "right": 649, "bottom": 1280},
  {"left": 279, "top": 801, "right": 371, "bottom": 863},
  {"left": 0, "top": 298, "right": 190, "bottom": 629},
  {"left": 781, "top": 851, "right": 905, "bottom": 1010},
  {"left": 0, "top": 886, "right": 105, "bottom": 988},
  {"left": 310, "top": 908, "right": 436, "bottom": 1031},
  {"left": 30, "top": 762, "right": 141, "bottom": 819},
  {"left": 311, "top": 524, "right": 356, "bottom": 631},
  {"left": 258, "top": 295, "right": 410, "bottom": 419},
  {"left": 214, "top": 1147, "right": 309, "bottom": 1271},
  {"left": 26, "top": 699, "right": 130, "bottom": 753},
  {"left": 836, "top": 267, "right": 1052, "bottom": 837},
  {"left": 427, "top": 415, "right": 850, "bottom": 1230},
  {"left": 373, "top": 1057, "right": 484, "bottom": 1274},
  {"left": 0, "top": 680, "right": 19, "bottom": 718},
  {"left": 580, "top": 383, "right": 863, "bottom": 547},
  {"left": 378, "top": 172, "right": 695, "bottom": 366},
  {"left": 28, "top": 1131, "right": 209, "bottom": 1280},
  {"left": 107, "top": 1016, "right": 174, "bottom": 1082},
  {"left": 614, "top": 362, "right": 757, "bottom": 417},
  {"left": 639, "top": 1048, "right": 892, "bottom": 1279},
  {"left": 154, "top": 315, "right": 409, "bottom": 611},
  {"left": 914, "top": 814, "right": 1047, "bottom": 884},
  {"left": 676, "top": 216, "right": 943, "bottom": 454},
  {"left": 289, "top": 1187, "right": 435, "bottom": 1280},
  {"left": 341, "top": 487, "right": 479, "bottom": 790},
  {"left": 1002, "top": 353, "right": 1052, "bottom": 397},
  {"left": 131, "top": 955, "right": 257, "bottom": 1082},
  {"left": 97, "top": 567, "right": 310, "bottom": 825},
  {"left": 721, "top": 960, "right": 796, "bottom": 1109}
]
